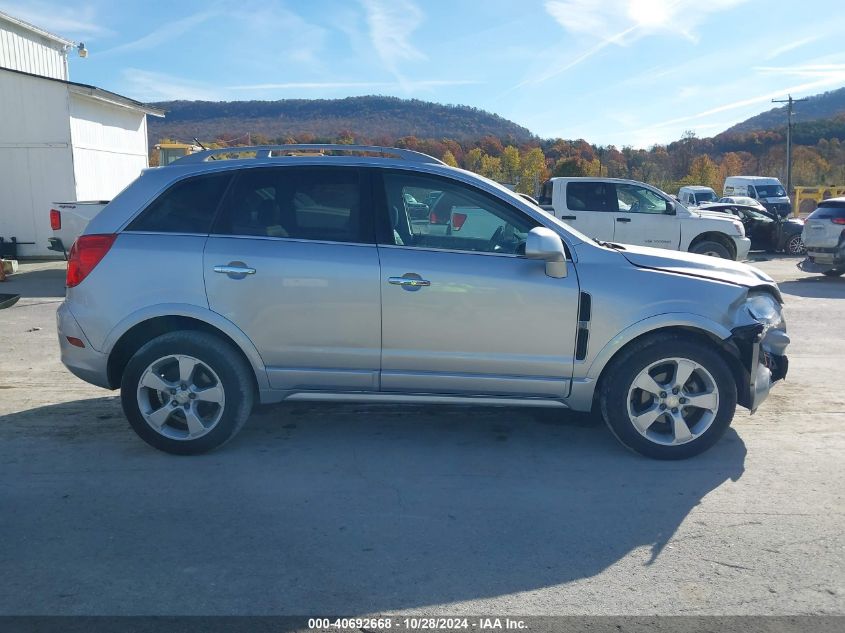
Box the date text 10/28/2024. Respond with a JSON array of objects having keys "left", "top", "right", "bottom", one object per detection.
[{"left": 308, "top": 617, "right": 528, "bottom": 630}]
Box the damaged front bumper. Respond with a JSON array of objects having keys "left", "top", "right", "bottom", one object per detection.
[{"left": 730, "top": 323, "right": 789, "bottom": 412}]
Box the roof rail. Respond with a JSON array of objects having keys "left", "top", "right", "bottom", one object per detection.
[{"left": 172, "top": 144, "right": 445, "bottom": 165}]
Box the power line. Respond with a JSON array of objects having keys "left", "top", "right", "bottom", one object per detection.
[{"left": 772, "top": 94, "right": 808, "bottom": 198}]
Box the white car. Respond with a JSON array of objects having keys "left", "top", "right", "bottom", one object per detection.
[
  {"left": 539, "top": 177, "right": 751, "bottom": 260},
  {"left": 717, "top": 196, "right": 767, "bottom": 212},
  {"left": 678, "top": 186, "right": 718, "bottom": 206}
]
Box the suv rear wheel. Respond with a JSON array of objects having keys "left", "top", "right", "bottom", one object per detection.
[
  {"left": 600, "top": 335, "right": 737, "bottom": 459},
  {"left": 120, "top": 331, "right": 254, "bottom": 455}
]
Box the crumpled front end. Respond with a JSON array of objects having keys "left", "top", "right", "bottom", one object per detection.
[{"left": 729, "top": 293, "right": 789, "bottom": 412}]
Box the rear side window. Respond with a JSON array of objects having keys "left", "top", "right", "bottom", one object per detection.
[
  {"left": 810, "top": 201, "right": 845, "bottom": 219},
  {"left": 566, "top": 182, "right": 610, "bottom": 212},
  {"left": 213, "top": 167, "right": 369, "bottom": 243},
  {"left": 126, "top": 173, "right": 232, "bottom": 234}
]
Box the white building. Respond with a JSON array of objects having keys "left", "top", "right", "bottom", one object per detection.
[{"left": 0, "top": 11, "right": 163, "bottom": 257}]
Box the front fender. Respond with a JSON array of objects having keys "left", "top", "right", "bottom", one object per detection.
[
  {"left": 101, "top": 303, "right": 270, "bottom": 390},
  {"left": 584, "top": 312, "right": 732, "bottom": 381}
]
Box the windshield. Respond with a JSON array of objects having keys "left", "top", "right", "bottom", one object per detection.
[
  {"left": 694, "top": 192, "right": 717, "bottom": 203},
  {"left": 754, "top": 184, "right": 786, "bottom": 198}
]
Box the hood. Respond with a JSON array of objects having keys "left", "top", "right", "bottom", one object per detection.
[{"left": 617, "top": 243, "right": 780, "bottom": 297}]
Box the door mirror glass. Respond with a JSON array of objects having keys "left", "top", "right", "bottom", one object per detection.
[{"left": 525, "top": 227, "right": 567, "bottom": 278}]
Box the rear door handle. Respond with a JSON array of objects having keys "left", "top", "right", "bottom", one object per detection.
[
  {"left": 616, "top": 217, "right": 632, "bottom": 223},
  {"left": 561, "top": 215, "right": 577, "bottom": 220}
]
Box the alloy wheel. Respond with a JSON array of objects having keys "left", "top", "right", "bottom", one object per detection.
[
  {"left": 626, "top": 357, "right": 720, "bottom": 446},
  {"left": 136, "top": 354, "right": 225, "bottom": 440}
]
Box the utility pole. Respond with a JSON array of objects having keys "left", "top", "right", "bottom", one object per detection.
[{"left": 772, "top": 94, "right": 808, "bottom": 198}]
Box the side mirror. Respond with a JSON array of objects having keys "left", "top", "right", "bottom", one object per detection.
[
  {"left": 525, "top": 227, "right": 567, "bottom": 278},
  {"left": 667, "top": 201, "right": 677, "bottom": 214}
]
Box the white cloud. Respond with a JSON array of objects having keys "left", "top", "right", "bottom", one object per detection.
[
  {"left": 99, "top": 10, "right": 218, "bottom": 55},
  {"left": 0, "top": 0, "right": 109, "bottom": 39},
  {"left": 121, "top": 69, "right": 220, "bottom": 102},
  {"left": 228, "top": 80, "right": 478, "bottom": 91},
  {"left": 764, "top": 35, "right": 821, "bottom": 61},
  {"left": 359, "top": 0, "right": 426, "bottom": 78},
  {"left": 526, "top": 0, "right": 748, "bottom": 87}
]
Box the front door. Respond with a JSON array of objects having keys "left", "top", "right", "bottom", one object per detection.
[
  {"left": 204, "top": 165, "right": 381, "bottom": 392},
  {"left": 611, "top": 182, "right": 680, "bottom": 249},
  {"left": 376, "top": 170, "right": 580, "bottom": 398}
]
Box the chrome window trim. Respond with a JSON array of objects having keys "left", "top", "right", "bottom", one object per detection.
[{"left": 376, "top": 242, "right": 574, "bottom": 261}]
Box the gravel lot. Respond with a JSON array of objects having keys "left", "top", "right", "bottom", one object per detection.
[{"left": 0, "top": 256, "right": 842, "bottom": 616}]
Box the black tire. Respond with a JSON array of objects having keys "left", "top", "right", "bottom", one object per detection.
[
  {"left": 599, "top": 335, "right": 738, "bottom": 460},
  {"left": 784, "top": 234, "right": 805, "bottom": 256},
  {"left": 120, "top": 331, "right": 255, "bottom": 455},
  {"left": 822, "top": 269, "right": 845, "bottom": 277},
  {"left": 690, "top": 240, "right": 732, "bottom": 259}
]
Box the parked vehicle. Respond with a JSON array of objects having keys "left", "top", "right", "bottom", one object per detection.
[
  {"left": 798, "top": 197, "right": 845, "bottom": 276},
  {"left": 538, "top": 177, "right": 750, "bottom": 260},
  {"left": 48, "top": 201, "right": 109, "bottom": 257},
  {"left": 723, "top": 176, "right": 792, "bottom": 217},
  {"left": 57, "top": 144, "right": 789, "bottom": 460},
  {"left": 700, "top": 203, "right": 805, "bottom": 255},
  {"left": 718, "top": 196, "right": 767, "bottom": 212},
  {"left": 678, "top": 186, "right": 718, "bottom": 206}
]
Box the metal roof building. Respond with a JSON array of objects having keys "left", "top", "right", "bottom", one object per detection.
[{"left": 0, "top": 11, "right": 164, "bottom": 257}]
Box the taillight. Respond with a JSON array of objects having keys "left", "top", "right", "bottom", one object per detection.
[
  {"left": 832, "top": 217, "right": 845, "bottom": 225},
  {"left": 451, "top": 212, "right": 467, "bottom": 231},
  {"left": 66, "top": 234, "right": 117, "bottom": 288},
  {"left": 50, "top": 209, "right": 61, "bottom": 230},
  {"left": 430, "top": 210, "right": 441, "bottom": 224}
]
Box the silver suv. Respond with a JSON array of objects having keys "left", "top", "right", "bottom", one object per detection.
[{"left": 57, "top": 145, "right": 790, "bottom": 459}]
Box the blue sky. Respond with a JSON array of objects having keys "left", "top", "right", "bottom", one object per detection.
[{"left": 3, "top": 0, "right": 844, "bottom": 147}]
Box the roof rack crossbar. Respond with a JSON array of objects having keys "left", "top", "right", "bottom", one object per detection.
[{"left": 172, "top": 144, "right": 445, "bottom": 165}]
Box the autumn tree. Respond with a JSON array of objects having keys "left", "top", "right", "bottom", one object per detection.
[
  {"left": 501, "top": 146, "right": 521, "bottom": 184},
  {"left": 479, "top": 154, "right": 503, "bottom": 180},
  {"left": 517, "top": 147, "right": 547, "bottom": 195},
  {"left": 442, "top": 150, "right": 458, "bottom": 167},
  {"left": 464, "top": 148, "right": 484, "bottom": 173},
  {"left": 684, "top": 154, "right": 721, "bottom": 191}
]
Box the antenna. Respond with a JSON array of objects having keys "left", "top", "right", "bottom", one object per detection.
[{"left": 772, "top": 94, "right": 808, "bottom": 199}]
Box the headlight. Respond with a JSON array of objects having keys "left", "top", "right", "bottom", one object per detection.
[
  {"left": 746, "top": 292, "right": 783, "bottom": 328},
  {"left": 732, "top": 220, "right": 745, "bottom": 236}
]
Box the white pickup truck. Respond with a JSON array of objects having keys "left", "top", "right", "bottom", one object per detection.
[
  {"left": 49, "top": 201, "right": 109, "bottom": 257},
  {"left": 538, "top": 177, "right": 751, "bottom": 260}
]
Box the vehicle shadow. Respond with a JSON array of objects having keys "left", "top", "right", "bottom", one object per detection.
[
  {"left": 778, "top": 275, "right": 845, "bottom": 299},
  {"left": 0, "top": 266, "right": 66, "bottom": 299},
  {"left": 0, "top": 397, "right": 746, "bottom": 615}
]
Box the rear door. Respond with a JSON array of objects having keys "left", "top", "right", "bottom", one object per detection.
[
  {"left": 204, "top": 165, "right": 382, "bottom": 392},
  {"left": 611, "top": 182, "right": 679, "bottom": 249},
  {"left": 555, "top": 180, "right": 615, "bottom": 240},
  {"left": 376, "top": 169, "right": 580, "bottom": 398}
]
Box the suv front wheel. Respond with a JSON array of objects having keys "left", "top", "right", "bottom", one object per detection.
[
  {"left": 120, "top": 331, "right": 255, "bottom": 455},
  {"left": 600, "top": 335, "right": 737, "bottom": 459}
]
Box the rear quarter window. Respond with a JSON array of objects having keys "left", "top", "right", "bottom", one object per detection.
[{"left": 125, "top": 173, "right": 232, "bottom": 234}]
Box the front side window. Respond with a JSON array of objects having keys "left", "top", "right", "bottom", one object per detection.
[
  {"left": 567, "top": 181, "right": 610, "bottom": 212},
  {"left": 213, "top": 167, "right": 369, "bottom": 243},
  {"left": 126, "top": 173, "right": 232, "bottom": 234},
  {"left": 615, "top": 183, "right": 670, "bottom": 214},
  {"left": 380, "top": 171, "right": 538, "bottom": 255}
]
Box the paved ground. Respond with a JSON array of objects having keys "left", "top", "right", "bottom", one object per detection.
[{"left": 0, "top": 256, "right": 842, "bottom": 616}]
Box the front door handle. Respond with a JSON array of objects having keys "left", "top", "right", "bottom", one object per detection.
[
  {"left": 388, "top": 274, "right": 431, "bottom": 291},
  {"left": 214, "top": 263, "right": 256, "bottom": 278},
  {"left": 616, "top": 217, "right": 632, "bottom": 223}
]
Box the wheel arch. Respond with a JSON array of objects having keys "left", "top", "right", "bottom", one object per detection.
[
  {"left": 572, "top": 315, "right": 748, "bottom": 412},
  {"left": 104, "top": 306, "right": 268, "bottom": 392},
  {"left": 688, "top": 231, "right": 737, "bottom": 259}
]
